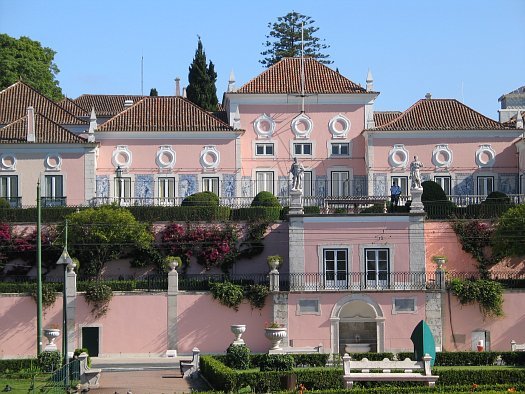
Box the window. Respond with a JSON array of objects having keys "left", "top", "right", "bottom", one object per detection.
[
  {"left": 202, "top": 177, "right": 219, "bottom": 196},
  {"left": 255, "top": 143, "right": 274, "bottom": 156},
  {"left": 297, "top": 299, "right": 320, "bottom": 315},
  {"left": 0, "top": 175, "right": 18, "bottom": 207},
  {"left": 294, "top": 143, "right": 312, "bottom": 155},
  {"left": 477, "top": 176, "right": 494, "bottom": 196},
  {"left": 158, "top": 177, "right": 175, "bottom": 205},
  {"left": 256, "top": 171, "right": 274, "bottom": 194},
  {"left": 330, "top": 143, "right": 350, "bottom": 156},
  {"left": 303, "top": 171, "right": 313, "bottom": 197},
  {"left": 115, "top": 177, "right": 132, "bottom": 205},
  {"left": 434, "top": 176, "right": 451, "bottom": 195},
  {"left": 391, "top": 176, "right": 408, "bottom": 196},
  {"left": 365, "top": 248, "right": 389, "bottom": 289},
  {"left": 323, "top": 249, "right": 348, "bottom": 289},
  {"left": 392, "top": 298, "right": 417, "bottom": 314},
  {"left": 44, "top": 175, "right": 65, "bottom": 207},
  {"left": 331, "top": 171, "right": 349, "bottom": 196}
]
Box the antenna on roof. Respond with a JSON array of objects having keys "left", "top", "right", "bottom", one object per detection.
[{"left": 301, "top": 22, "right": 305, "bottom": 113}]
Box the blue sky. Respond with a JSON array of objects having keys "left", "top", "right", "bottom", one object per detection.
[{"left": 1, "top": 0, "right": 523, "bottom": 119}]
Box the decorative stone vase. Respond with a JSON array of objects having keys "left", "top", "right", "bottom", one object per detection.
[
  {"left": 267, "top": 256, "right": 282, "bottom": 271},
  {"left": 230, "top": 324, "right": 246, "bottom": 345},
  {"left": 264, "top": 327, "right": 287, "bottom": 351},
  {"left": 43, "top": 328, "right": 60, "bottom": 351},
  {"left": 433, "top": 257, "right": 446, "bottom": 270}
]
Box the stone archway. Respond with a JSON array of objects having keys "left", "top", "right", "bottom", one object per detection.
[{"left": 330, "top": 294, "right": 385, "bottom": 355}]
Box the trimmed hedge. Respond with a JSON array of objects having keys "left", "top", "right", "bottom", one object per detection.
[
  {"left": 127, "top": 205, "right": 231, "bottom": 222},
  {"left": 0, "top": 207, "right": 80, "bottom": 223},
  {"left": 231, "top": 207, "right": 281, "bottom": 221},
  {"left": 0, "top": 358, "right": 36, "bottom": 373}
]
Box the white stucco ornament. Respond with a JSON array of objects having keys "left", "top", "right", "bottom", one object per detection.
[
  {"left": 475, "top": 144, "right": 496, "bottom": 168},
  {"left": 44, "top": 154, "right": 62, "bottom": 171},
  {"left": 112, "top": 145, "right": 132, "bottom": 169},
  {"left": 0, "top": 154, "right": 16, "bottom": 171},
  {"left": 291, "top": 113, "right": 313, "bottom": 139},
  {"left": 254, "top": 114, "right": 275, "bottom": 138},
  {"left": 328, "top": 114, "right": 351, "bottom": 138},
  {"left": 432, "top": 144, "right": 453, "bottom": 168},
  {"left": 200, "top": 145, "right": 220, "bottom": 170},
  {"left": 156, "top": 145, "right": 176, "bottom": 169},
  {"left": 388, "top": 144, "right": 409, "bottom": 168}
]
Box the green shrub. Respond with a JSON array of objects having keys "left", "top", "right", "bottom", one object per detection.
[
  {"left": 231, "top": 207, "right": 281, "bottom": 221},
  {"left": 181, "top": 191, "right": 219, "bottom": 207},
  {"left": 83, "top": 282, "right": 113, "bottom": 318},
  {"left": 210, "top": 281, "right": 244, "bottom": 311},
  {"left": 73, "top": 348, "right": 91, "bottom": 367},
  {"left": 484, "top": 191, "right": 510, "bottom": 204},
  {"left": 0, "top": 207, "right": 80, "bottom": 223},
  {"left": 434, "top": 351, "right": 499, "bottom": 366},
  {"left": 225, "top": 344, "right": 251, "bottom": 370},
  {"left": 37, "top": 351, "right": 61, "bottom": 372},
  {"left": 435, "top": 367, "right": 525, "bottom": 386},
  {"left": 251, "top": 192, "right": 280, "bottom": 207},
  {"left": 295, "top": 367, "right": 345, "bottom": 390},
  {"left": 500, "top": 351, "right": 525, "bottom": 366},
  {"left": 448, "top": 278, "right": 504, "bottom": 318},
  {"left": 199, "top": 355, "right": 238, "bottom": 392},
  {"left": 244, "top": 284, "right": 269, "bottom": 309},
  {"left": 0, "top": 358, "right": 36, "bottom": 373},
  {"left": 259, "top": 354, "right": 294, "bottom": 372},
  {"left": 30, "top": 283, "right": 59, "bottom": 310},
  {"left": 0, "top": 198, "right": 10, "bottom": 209},
  {"left": 292, "top": 353, "right": 329, "bottom": 367}
]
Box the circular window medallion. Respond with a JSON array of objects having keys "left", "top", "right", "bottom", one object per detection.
[
  {"left": 291, "top": 113, "right": 313, "bottom": 139},
  {"left": 200, "top": 145, "right": 220, "bottom": 170},
  {"left": 432, "top": 144, "right": 453, "bottom": 168},
  {"left": 475, "top": 145, "right": 495, "bottom": 168},
  {"left": 44, "top": 154, "right": 62, "bottom": 171},
  {"left": 112, "top": 145, "right": 132, "bottom": 169},
  {"left": 388, "top": 144, "right": 409, "bottom": 168},
  {"left": 329, "top": 114, "right": 350, "bottom": 138},
  {"left": 0, "top": 154, "right": 16, "bottom": 170},
  {"left": 156, "top": 146, "right": 176, "bottom": 169},
  {"left": 254, "top": 114, "right": 275, "bottom": 138}
]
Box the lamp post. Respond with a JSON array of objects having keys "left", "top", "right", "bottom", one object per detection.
[
  {"left": 56, "top": 220, "right": 74, "bottom": 389},
  {"left": 115, "top": 165, "right": 122, "bottom": 205}
]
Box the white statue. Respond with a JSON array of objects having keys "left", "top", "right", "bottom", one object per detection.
[
  {"left": 289, "top": 158, "right": 305, "bottom": 191},
  {"left": 410, "top": 155, "right": 423, "bottom": 189}
]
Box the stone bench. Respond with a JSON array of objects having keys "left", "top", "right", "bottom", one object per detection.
[
  {"left": 511, "top": 340, "right": 525, "bottom": 351},
  {"left": 78, "top": 352, "right": 101, "bottom": 389},
  {"left": 180, "top": 347, "right": 200, "bottom": 378},
  {"left": 342, "top": 353, "right": 438, "bottom": 389},
  {"left": 324, "top": 197, "right": 388, "bottom": 214}
]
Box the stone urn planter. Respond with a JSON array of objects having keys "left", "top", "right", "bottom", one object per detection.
[
  {"left": 264, "top": 327, "right": 287, "bottom": 351},
  {"left": 230, "top": 324, "right": 246, "bottom": 345},
  {"left": 432, "top": 256, "right": 447, "bottom": 270},
  {"left": 267, "top": 255, "right": 283, "bottom": 271},
  {"left": 43, "top": 328, "right": 60, "bottom": 351}
]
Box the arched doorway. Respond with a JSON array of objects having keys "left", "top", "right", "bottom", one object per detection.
[{"left": 330, "top": 294, "right": 385, "bottom": 355}]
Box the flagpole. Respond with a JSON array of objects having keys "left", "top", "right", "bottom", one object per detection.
[{"left": 36, "top": 180, "right": 42, "bottom": 355}]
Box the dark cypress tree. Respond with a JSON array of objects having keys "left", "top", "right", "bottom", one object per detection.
[
  {"left": 149, "top": 88, "right": 158, "bottom": 96},
  {"left": 186, "top": 38, "right": 218, "bottom": 111},
  {"left": 260, "top": 11, "right": 331, "bottom": 67}
]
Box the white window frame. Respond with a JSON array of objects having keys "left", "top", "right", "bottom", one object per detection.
[
  {"left": 255, "top": 143, "right": 275, "bottom": 156},
  {"left": 157, "top": 176, "right": 176, "bottom": 205},
  {"left": 477, "top": 176, "right": 494, "bottom": 196},
  {"left": 323, "top": 248, "right": 348, "bottom": 289},
  {"left": 391, "top": 176, "right": 409, "bottom": 196},
  {"left": 293, "top": 142, "right": 313, "bottom": 156},
  {"left": 255, "top": 170, "right": 275, "bottom": 194},
  {"left": 114, "top": 176, "right": 132, "bottom": 205},
  {"left": 434, "top": 175, "right": 452, "bottom": 195},
  {"left": 252, "top": 139, "right": 277, "bottom": 158},
  {"left": 329, "top": 141, "right": 351, "bottom": 157},
  {"left": 202, "top": 176, "right": 220, "bottom": 196},
  {"left": 330, "top": 171, "right": 350, "bottom": 196},
  {"left": 0, "top": 175, "right": 18, "bottom": 199},
  {"left": 364, "top": 248, "right": 390, "bottom": 289}
]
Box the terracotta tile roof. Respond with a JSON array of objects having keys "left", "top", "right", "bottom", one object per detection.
[
  {"left": 371, "top": 98, "right": 510, "bottom": 131},
  {"left": 58, "top": 97, "right": 89, "bottom": 117},
  {"left": 73, "top": 94, "right": 144, "bottom": 117},
  {"left": 234, "top": 57, "right": 368, "bottom": 94},
  {"left": 0, "top": 112, "right": 90, "bottom": 144},
  {"left": 0, "top": 81, "right": 86, "bottom": 126},
  {"left": 97, "top": 96, "right": 235, "bottom": 132},
  {"left": 374, "top": 111, "right": 402, "bottom": 127}
]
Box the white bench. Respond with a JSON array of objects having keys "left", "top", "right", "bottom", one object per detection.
[
  {"left": 180, "top": 347, "right": 200, "bottom": 378},
  {"left": 342, "top": 353, "right": 438, "bottom": 389},
  {"left": 511, "top": 340, "right": 525, "bottom": 351},
  {"left": 78, "top": 352, "right": 101, "bottom": 389}
]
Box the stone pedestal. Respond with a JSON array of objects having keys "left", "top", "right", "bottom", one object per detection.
[
  {"left": 289, "top": 190, "right": 303, "bottom": 214},
  {"left": 410, "top": 188, "right": 424, "bottom": 213}
]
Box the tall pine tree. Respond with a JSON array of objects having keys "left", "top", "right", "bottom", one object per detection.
[
  {"left": 260, "top": 11, "right": 331, "bottom": 67},
  {"left": 186, "top": 38, "right": 218, "bottom": 111}
]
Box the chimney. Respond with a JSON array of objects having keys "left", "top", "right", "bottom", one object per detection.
[
  {"left": 366, "top": 69, "right": 374, "bottom": 92},
  {"left": 517, "top": 110, "right": 524, "bottom": 130},
  {"left": 124, "top": 99, "right": 133, "bottom": 108},
  {"left": 27, "top": 106, "right": 35, "bottom": 142},
  {"left": 182, "top": 87, "right": 187, "bottom": 98},
  {"left": 227, "top": 70, "right": 236, "bottom": 92},
  {"left": 175, "top": 77, "right": 181, "bottom": 96},
  {"left": 425, "top": 93, "right": 432, "bottom": 99}
]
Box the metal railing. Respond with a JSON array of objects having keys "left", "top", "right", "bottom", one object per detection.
[
  {"left": 41, "top": 197, "right": 67, "bottom": 207},
  {"left": 179, "top": 273, "right": 269, "bottom": 291}
]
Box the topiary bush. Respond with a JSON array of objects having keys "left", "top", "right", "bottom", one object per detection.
[
  {"left": 484, "top": 191, "right": 510, "bottom": 204},
  {"left": 181, "top": 191, "right": 219, "bottom": 207},
  {"left": 251, "top": 191, "right": 281, "bottom": 207},
  {"left": 421, "top": 180, "right": 455, "bottom": 219},
  {"left": 225, "top": 344, "right": 251, "bottom": 370},
  {"left": 258, "top": 354, "right": 294, "bottom": 372}
]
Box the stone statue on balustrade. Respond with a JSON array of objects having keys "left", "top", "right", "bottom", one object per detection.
[
  {"left": 289, "top": 158, "right": 305, "bottom": 192},
  {"left": 410, "top": 155, "right": 423, "bottom": 190}
]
